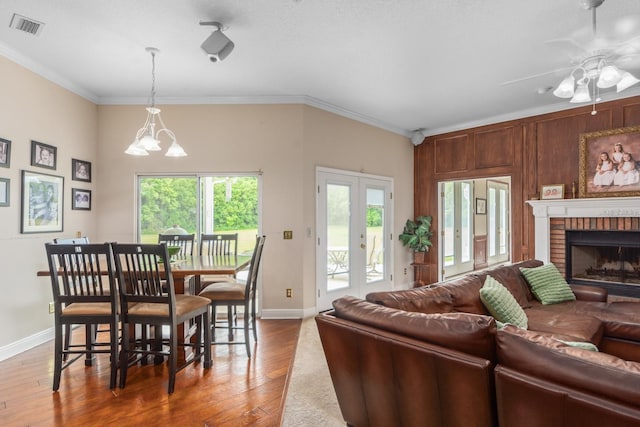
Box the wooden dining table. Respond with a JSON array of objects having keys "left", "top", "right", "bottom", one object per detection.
[
  {"left": 168, "top": 254, "right": 251, "bottom": 294},
  {"left": 38, "top": 254, "right": 251, "bottom": 291}
]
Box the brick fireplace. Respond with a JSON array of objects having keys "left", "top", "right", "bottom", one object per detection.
[{"left": 528, "top": 197, "right": 640, "bottom": 296}]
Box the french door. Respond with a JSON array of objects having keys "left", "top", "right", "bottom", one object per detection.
[
  {"left": 441, "top": 180, "right": 474, "bottom": 278},
  {"left": 316, "top": 168, "right": 393, "bottom": 312},
  {"left": 487, "top": 179, "right": 510, "bottom": 264}
]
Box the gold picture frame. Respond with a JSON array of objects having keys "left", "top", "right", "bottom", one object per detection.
[
  {"left": 578, "top": 125, "right": 640, "bottom": 198},
  {"left": 540, "top": 184, "right": 564, "bottom": 200}
]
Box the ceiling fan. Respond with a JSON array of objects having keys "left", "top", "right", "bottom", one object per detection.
[{"left": 506, "top": 0, "right": 640, "bottom": 112}]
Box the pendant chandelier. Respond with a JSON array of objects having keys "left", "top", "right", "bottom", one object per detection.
[{"left": 125, "top": 47, "right": 187, "bottom": 157}]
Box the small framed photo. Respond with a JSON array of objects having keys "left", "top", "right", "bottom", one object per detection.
[
  {"left": 475, "top": 198, "right": 486, "bottom": 215},
  {"left": 540, "top": 184, "right": 565, "bottom": 200},
  {"left": 31, "top": 140, "right": 57, "bottom": 170},
  {"left": 0, "top": 178, "right": 9, "bottom": 206},
  {"left": 21, "top": 170, "right": 64, "bottom": 233},
  {"left": 72, "top": 159, "right": 91, "bottom": 182},
  {"left": 72, "top": 188, "right": 91, "bottom": 210},
  {"left": 0, "top": 138, "right": 11, "bottom": 168}
]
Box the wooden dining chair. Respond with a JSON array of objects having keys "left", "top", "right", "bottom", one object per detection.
[
  {"left": 53, "top": 236, "right": 93, "bottom": 359},
  {"left": 44, "top": 242, "right": 119, "bottom": 391},
  {"left": 198, "top": 235, "right": 265, "bottom": 358},
  {"left": 111, "top": 243, "right": 211, "bottom": 394},
  {"left": 198, "top": 233, "right": 239, "bottom": 285},
  {"left": 200, "top": 233, "right": 238, "bottom": 257},
  {"left": 157, "top": 233, "right": 195, "bottom": 257}
]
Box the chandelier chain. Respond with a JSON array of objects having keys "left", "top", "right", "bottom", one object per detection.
[{"left": 150, "top": 51, "right": 156, "bottom": 110}]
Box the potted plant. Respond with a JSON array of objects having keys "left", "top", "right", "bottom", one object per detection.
[{"left": 399, "top": 215, "right": 433, "bottom": 264}]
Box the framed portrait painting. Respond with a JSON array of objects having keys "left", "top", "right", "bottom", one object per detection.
[
  {"left": 21, "top": 170, "right": 64, "bottom": 233},
  {"left": 579, "top": 126, "right": 640, "bottom": 198},
  {"left": 475, "top": 198, "right": 486, "bottom": 215},
  {"left": 31, "top": 140, "right": 57, "bottom": 170},
  {"left": 0, "top": 138, "right": 10, "bottom": 168},
  {"left": 72, "top": 159, "right": 91, "bottom": 182},
  {"left": 72, "top": 188, "right": 91, "bottom": 210}
]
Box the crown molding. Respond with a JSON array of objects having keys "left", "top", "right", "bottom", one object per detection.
[
  {"left": 6, "top": 45, "right": 638, "bottom": 142},
  {"left": 0, "top": 43, "right": 99, "bottom": 103}
]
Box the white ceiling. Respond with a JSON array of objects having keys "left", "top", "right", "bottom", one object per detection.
[{"left": 1, "top": 0, "right": 640, "bottom": 138}]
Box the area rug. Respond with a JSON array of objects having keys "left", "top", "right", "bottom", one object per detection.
[{"left": 281, "top": 317, "right": 343, "bottom": 426}]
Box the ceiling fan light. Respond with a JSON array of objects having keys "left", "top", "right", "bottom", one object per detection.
[
  {"left": 616, "top": 72, "right": 640, "bottom": 92},
  {"left": 597, "top": 65, "right": 622, "bottom": 88},
  {"left": 553, "top": 75, "right": 575, "bottom": 98},
  {"left": 570, "top": 83, "right": 591, "bottom": 103}
]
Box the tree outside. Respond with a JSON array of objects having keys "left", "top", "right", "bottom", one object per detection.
[{"left": 139, "top": 176, "right": 259, "bottom": 254}]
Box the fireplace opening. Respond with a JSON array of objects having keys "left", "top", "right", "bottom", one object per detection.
[{"left": 566, "top": 230, "right": 640, "bottom": 298}]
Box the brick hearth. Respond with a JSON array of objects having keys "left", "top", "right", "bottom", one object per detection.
[
  {"left": 527, "top": 197, "right": 640, "bottom": 270},
  {"left": 549, "top": 216, "right": 640, "bottom": 277}
]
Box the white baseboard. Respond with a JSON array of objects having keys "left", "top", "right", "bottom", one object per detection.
[
  {"left": 261, "top": 308, "right": 317, "bottom": 319},
  {"left": 0, "top": 327, "right": 53, "bottom": 362}
]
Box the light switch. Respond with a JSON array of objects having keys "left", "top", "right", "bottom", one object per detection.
[{"left": 283, "top": 230, "right": 293, "bottom": 239}]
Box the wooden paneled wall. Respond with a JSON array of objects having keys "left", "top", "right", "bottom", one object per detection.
[{"left": 414, "top": 96, "right": 640, "bottom": 284}]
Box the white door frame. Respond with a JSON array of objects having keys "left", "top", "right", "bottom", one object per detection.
[{"left": 316, "top": 167, "right": 393, "bottom": 312}]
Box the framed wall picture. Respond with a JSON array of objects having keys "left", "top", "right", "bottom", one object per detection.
[
  {"left": 0, "top": 138, "right": 11, "bottom": 168},
  {"left": 578, "top": 125, "right": 640, "bottom": 198},
  {"left": 72, "top": 158, "right": 91, "bottom": 182},
  {"left": 0, "top": 178, "right": 9, "bottom": 207},
  {"left": 72, "top": 188, "right": 91, "bottom": 210},
  {"left": 21, "top": 170, "right": 64, "bottom": 233},
  {"left": 31, "top": 140, "right": 57, "bottom": 170},
  {"left": 540, "top": 184, "right": 564, "bottom": 200},
  {"left": 475, "top": 198, "right": 486, "bottom": 215}
]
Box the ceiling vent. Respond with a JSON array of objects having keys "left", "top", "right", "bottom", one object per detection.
[{"left": 9, "top": 13, "right": 44, "bottom": 36}]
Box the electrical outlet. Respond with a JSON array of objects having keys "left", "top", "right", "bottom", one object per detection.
[
  {"left": 286, "top": 288, "right": 292, "bottom": 298},
  {"left": 48, "top": 302, "right": 55, "bottom": 314}
]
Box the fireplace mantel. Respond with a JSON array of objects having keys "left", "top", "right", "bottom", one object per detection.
[{"left": 527, "top": 197, "right": 640, "bottom": 263}]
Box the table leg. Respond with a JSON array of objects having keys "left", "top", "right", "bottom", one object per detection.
[{"left": 173, "top": 275, "right": 199, "bottom": 365}]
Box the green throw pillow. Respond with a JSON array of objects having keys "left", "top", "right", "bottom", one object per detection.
[
  {"left": 479, "top": 276, "right": 528, "bottom": 329},
  {"left": 520, "top": 263, "right": 576, "bottom": 305}
]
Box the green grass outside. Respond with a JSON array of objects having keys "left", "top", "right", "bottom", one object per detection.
[{"left": 328, "top": 225, "right": 383, "bottom": 252}]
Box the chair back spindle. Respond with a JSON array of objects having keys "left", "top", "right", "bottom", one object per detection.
[
  {"left": 158, "top": 233, "right": 195, "bottom": 257},
  {"left": 200, "top": 233, "right": 238, "bottom": 257}
]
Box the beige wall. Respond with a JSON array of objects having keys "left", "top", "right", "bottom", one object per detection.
[
  {"left": 301, "top": 107, "right": 415, "bottom": 310},
  {"left": 0, "top": 56, "right": 98, "bottom": 350},
  {"left": 97, "top": 103, "right": 415, "bottom": 317},
  {"left": 0, "top": 54, "right": 414, "bottom": 353}
]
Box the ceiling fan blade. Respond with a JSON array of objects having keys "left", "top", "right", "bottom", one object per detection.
[
  {"left": 617, "top": 54, "right": 640, "bottom": 70},
  {"left": 501, "top": 66, "right": 574, "bottom": 86},
  {"left": 543, "top": 38, "right": 589, "bottom": 57},
  {"left": 616, "top": 35, "right": 640, "bottom": 52}
]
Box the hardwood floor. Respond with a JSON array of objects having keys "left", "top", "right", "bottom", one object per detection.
[{"left": 0, "top": 319, "right": 301, "bottom": 426}]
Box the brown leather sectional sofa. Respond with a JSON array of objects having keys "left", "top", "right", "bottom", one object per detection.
[{"left": 316, "top": 260, "right": 640, "bottom": 426}]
